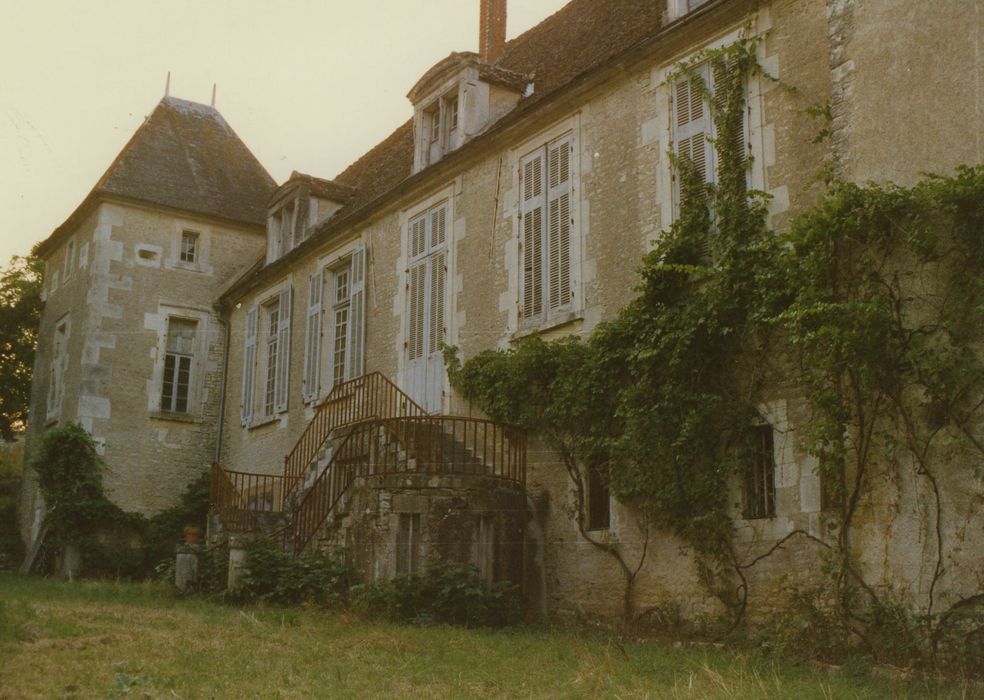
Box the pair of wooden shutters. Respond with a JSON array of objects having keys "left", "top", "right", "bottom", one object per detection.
[
  {"left": 407, "top": 205, "right": 447, "bottom": 362},
  {"left": 302, "top": 248, "right": 366, "bottom": 403},
  {"left": 520, "top": 135, "right": 573, "bottom": 321},
  {"left": 241, "top": 288, "right": 291, "bottom": 425},
  {"left": 672, "top": 60, "right": 747, "bottom": 205}
]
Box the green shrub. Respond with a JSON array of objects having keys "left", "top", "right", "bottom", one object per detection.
[
  {"left": 351, "top": 562, "right": 522, "bottom": 628},
  {"left": 232, "top": 537, "right": 351, "bottom": 607},
  {"left": 141, "top": 469, "right": 211, "bottom": 569}
]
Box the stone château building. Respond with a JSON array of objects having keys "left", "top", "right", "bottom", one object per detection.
[{"left": 21, "top": 0, "right": 984, "bottom": 619}]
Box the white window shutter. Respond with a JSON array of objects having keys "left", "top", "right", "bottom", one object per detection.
[
  {"left": 410, "top": 214, "right": 427, "bottom": 259},
  {"left": 407, "top": 259, "right": 427, "bottom": 361},
  {"left": 302, "top": 271, "right": 323, "bottom": 402},
  {"left": 348, "top": 246, "right": 366, "bottom": 378},
  {"left": 520, "top": 150, "right": 545, "bottom": 320},
  {"left": 275, "top": 287, "right": 292, "bottom": 413},
  {"left": 712, "top": 57, "right": 748, "bottom": 173},
  {"left": 673, "top": 64, "right": 714, "bottom": 200},
  {"left": 546, "top": 137, "right": 573, "bottom": 312},
  {"left": 430, "top": 205, "right": 447, "bottom": 248},
  {"left": 428, "top": 249, "right": 446, "bottom": 355},
  {"left": 241, "top": 305, "right": 258, "bottom": 425}
]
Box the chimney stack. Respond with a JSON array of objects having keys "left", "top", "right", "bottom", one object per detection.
[{"left": 480, "top": 0, "right": 507, "bottom": 64}]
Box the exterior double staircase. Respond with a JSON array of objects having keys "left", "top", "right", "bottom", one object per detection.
[{"left": 210, "top": 373, "right": 527, "bottom": 553}]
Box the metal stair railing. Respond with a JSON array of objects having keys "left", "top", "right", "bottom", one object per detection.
[
  {"left": 289, "top": 415, "right": 526, "bottom": 553},
  {"left": 283, "top": 372, "right": 426, "bottom": 491},
  {"left": 210, "top": 462, "right": 289, "bottom": 534}
]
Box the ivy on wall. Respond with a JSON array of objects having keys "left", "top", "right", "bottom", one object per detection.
[
  {"left": 30, "top": 423, "right": 210, "bottom": 578},
  {"left": 446, "top": 37, "right": 984, "bottom": 667}
]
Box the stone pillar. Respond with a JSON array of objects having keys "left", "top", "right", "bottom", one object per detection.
[
  {"left": 60, "top": 543, "right": 81, "bottom": 581},
  {"left": 174, "top": 543, "right": 200, "bottom": 591},
  {"left": 227, "top": 535, "right": 248, "bottom": 590}
]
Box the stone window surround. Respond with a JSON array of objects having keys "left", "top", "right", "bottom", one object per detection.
[
  {"left": 396, "top": 187, "right": 455, "bottom": 400},
  {"left": 508, "top": 115, "right": 584, "bottom": 337},
  {"left": 244, "top": 277, "right": 292, "bottom": 430},
  {"left": 302, "top": 239, "right": 365, "bottom": 408},
  {"left": 148, "top": 304, "right": 211, "bottom": 423},
  {"left": 652, "top": 21, "right": 772, "bottom": 230},
  {"left": 166, "top": 222, "right": 210, "bottom": 273}
]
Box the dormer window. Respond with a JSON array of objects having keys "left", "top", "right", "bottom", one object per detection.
[
  {"left": 409, "top": 52, "right": 528, "bottom": 173},
  {"left": 422, "top": 92, "right": 461, "bottom": 166},
  {"left": 667, "top": 0, "right": 712, "bottom": 21},
  {"left": 429, "top": 107, "right": 441, "bottom": 143},
  {"left": 274, "top": 202, "right": 296, "bottom": 258},
  {"left": 448, "top": 96, "right": 459, "bottom": 132}
]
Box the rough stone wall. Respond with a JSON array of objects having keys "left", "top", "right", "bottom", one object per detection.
[
  {"left": 828, "top": 0, "right": 984, "bottom": 185},
  {"left": 21, "top": 201, "right": 265, "bottom": 539},
  {"left": 315, "top": 473, "right": 527, "bottom": 591}
]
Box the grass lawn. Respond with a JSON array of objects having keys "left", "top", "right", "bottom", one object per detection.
[{"left": 0, "top": 574, "right": 975, "bottom": 699}]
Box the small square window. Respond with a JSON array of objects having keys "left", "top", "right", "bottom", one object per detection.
[{"left": 180, "top": 231, "right": 199, "bottom": 263}]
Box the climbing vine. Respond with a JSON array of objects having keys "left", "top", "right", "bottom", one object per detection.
[
  {"left": 446, "top": 36, "right": 984, "bottom": 668},
  {"left": 30, "top": 423, "right": 211, "bottom": 578}
]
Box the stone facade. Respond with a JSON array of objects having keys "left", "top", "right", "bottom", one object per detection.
[
  {"left": 22, "top": 0, "right": 984, "bottom": 621},
  {"left": 20, "top": 98, "right": 274, "bottom": 544}
]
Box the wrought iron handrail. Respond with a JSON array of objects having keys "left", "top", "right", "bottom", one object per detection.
[
  {"left": 210, "top": 463, "right": 289, "bottom": 534},
  {"left": 290, "top": 415, "right": 526, "bottom": 553},
  {"left": 283, "top": 372, "right": 426, "bottom": 490}
]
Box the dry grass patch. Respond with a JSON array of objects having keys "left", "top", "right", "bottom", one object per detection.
[{"left": 0, "top": 575, "right": 977, "bottom": 699}]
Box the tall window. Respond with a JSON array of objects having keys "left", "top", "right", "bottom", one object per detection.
[
  {"left": 302, "top": 271, "right": 323, "bottom": 403},
  {"left": 743, "top": 425, "right": 776, "bottom": 519},
  {"left": 263, "top": 301, "right": 281, "bottom": 417},
  {"left": 180, "top": 231, "right": 199, "bottom": 263},
  {"left": 46, "top": 317, "right": 69, "bottom": 419},
  {"left": 671, "top": 60, "right": 747, "bottom": 212},
  {"left": 302, "top": 249, "right": 366, "bottom": 404},
  {"left": 242, "top": 288, "right": 291, "bottom": 425},
  {"left": 520, "top": 134, "right": 574, "bottom": 324},
  {"left": 161, "top": 318, "right": 196, "bottom": 413},
  {"left": 407, "top": 204, "right": 447, "bottom": 362},
  {"left": 330, "top": 266, "right": 351, "bottom": 387}
]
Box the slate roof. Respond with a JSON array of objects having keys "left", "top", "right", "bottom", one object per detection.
[
  {"left": 330, "top": 0, "right": 666, "bottom": 217},
  {"left": 38, "top": 96, "right": 275, "bottom": 256}
]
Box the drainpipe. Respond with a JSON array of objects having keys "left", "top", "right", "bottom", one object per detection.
[{"left": 213, "top": 307, "right": 231, "bottom": 466}]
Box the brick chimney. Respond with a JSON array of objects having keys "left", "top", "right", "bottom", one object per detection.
[{"left": 480, "top": 0, "right": 507, "bottom": 63}]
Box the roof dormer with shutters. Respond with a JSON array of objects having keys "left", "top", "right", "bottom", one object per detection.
[
  {"left": 266, "top": 171, "right": 355, "bottom": 263},
  {"left": 408, "top": 0, "right": 529, "bottom": 174}
]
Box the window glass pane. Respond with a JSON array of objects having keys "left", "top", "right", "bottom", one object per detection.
[
  {"left": 166, "top": 318, "right": 196, "bottom": 354},
  {"left": 180, "top": 232, "right": 198, "bottom": 262}
]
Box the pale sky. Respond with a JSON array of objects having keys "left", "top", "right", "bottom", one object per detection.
[{"left": 0, "top": 0, "right": 571, "bottom": 264}]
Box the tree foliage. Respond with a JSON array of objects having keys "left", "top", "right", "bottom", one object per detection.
[{"left": 0, "top": 255, "right": 42, "bottom": 439}]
